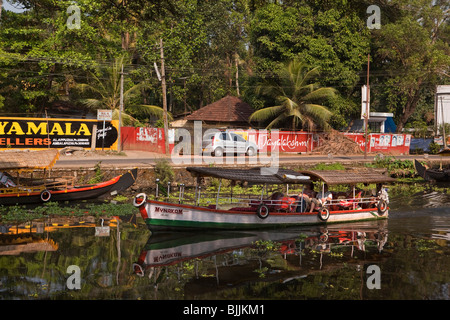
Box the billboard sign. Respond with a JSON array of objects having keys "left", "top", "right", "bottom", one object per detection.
[{"left": 0, "top": 117, "right": 118, "bottom": 150}]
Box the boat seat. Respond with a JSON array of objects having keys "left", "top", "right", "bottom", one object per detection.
[
  {"left": 337, "top": 191, "right": 362, "bottom": 210},
  {"left": 45, "top": 177, "right": 76, "bottom": 188}
]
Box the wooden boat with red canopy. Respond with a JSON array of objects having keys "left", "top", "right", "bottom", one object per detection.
[
  {"left": 133, "top": 166, "right": 395, "bottom": 232},
  {"left": 0, "top": 149, "right": 137, "bottom": 205}
]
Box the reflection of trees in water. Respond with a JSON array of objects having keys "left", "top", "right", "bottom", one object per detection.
[
  {"left": 0, "top": 219, "right": 149, "bottom": 299},
  {"left": 390, "top": 191, "right": 450, "bottom": 210},
  {"left": 1, "top": 217, "right": 449, "bottom": 300}
]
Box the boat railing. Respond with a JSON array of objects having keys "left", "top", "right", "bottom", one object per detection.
[
  {"left": 0, "top": 175, "right": 76, "bottom": 194},
  {"left": 0, "top": 185, "right": 46, "bottom": 194},
  {"left": 325, "top": 196, "right": 378, "bottom": 210},
  {"left": 153, "top": 182, "right": 382, "bottom": 213},
  {"left": 199, "top": 193, "right": 380, "bottom": 212},
  {"left": 44, "top": 176, "right": 76, "bottom": 189}
]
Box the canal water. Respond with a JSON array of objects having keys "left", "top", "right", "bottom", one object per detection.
[{"left": 0, "top": 192, "right": 449, "bottom": 301}]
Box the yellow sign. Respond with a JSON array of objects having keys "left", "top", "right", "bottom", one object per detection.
[{"left": 0, "top": 117, "right": 118, "bottom": 150}]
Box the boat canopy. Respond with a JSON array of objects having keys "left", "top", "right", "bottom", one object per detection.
[
  {"left": 186, "top": 167, "right": 310, "bottom": 184},
  {"left": 297, "top": 169, "right": 396, "bottom": 185},
  {"left": 0, "top": 149, "right": 60, "bottom": 171}
]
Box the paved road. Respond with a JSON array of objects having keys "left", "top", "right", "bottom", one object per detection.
[{"left": 54, "top": 151, "right": 446, "bottom": 168}]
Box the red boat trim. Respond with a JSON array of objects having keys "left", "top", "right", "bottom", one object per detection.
[
  {"left": 145, "top": 199, "right": 376, "bottom": 217},
  {"left": 0, "top": 176, "right": 120, "bottom": 198},
  {"left": 49, "top": 176, "right": 120, "bottom": 195},
  {"left": 139, "top": 205, "right": 149, "bottom": 220}
]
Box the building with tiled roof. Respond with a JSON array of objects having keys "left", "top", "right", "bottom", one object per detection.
[{"left": 184, "top": 95, "right": 254, "bottom": 128}]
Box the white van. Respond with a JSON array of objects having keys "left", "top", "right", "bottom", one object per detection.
[{"left": 202, "top": 132, "right": 258, "bottom": 157}]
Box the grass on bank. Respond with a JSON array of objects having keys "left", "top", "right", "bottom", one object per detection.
[{"left": 0, "top": 201, "right": 136, "bottom": 223}]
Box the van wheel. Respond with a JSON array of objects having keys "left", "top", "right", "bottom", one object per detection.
[
  {"left": 246, "top": 147, "right": 256, "bottom": 157},
  {"left": 214, "top": 147, "right": 223, "bottom": 157}
]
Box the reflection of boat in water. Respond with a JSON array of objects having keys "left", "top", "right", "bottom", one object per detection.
[
  {"left": 0, "top": 149, "right": 138, "bottom": 205},
  {"left": 133, "top": 220, "right": 389, "bottom": 281},
  {"left": 0, "top": 232, "right": 59, "bottom": 255},
  {"left": 133, "top": 167, "right": 394, "bottom": 231},
  {"left": 133, "top": 230, "right": 304, "bottom": 273},
  {"left": 0, "top": 216, "right": 121, "bottom": 255},
  {"left": 305, "top": 221, "right": 389, "bottom": 254}
]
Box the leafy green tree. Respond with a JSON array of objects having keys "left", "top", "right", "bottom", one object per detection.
[
  {"left": 77, "top": 56, "right": 170, "bottom": 125},
  {"left": 247, "top": 1, "right": 371, "bottom": 129},
  {"left": 249, "top": 59, "right": 336, "bottom": 131},
  {"left": 0, "top": 0, "right": 122, "bottom": 115},
  {"left": 372, "top": 0, "right": 450, "bottom": 132},
  {"left": 0, "top": 0, "right": 447, "bottom": 133},
  {"left": 135, "top": 0, "right": 253, "bottom": 115}
]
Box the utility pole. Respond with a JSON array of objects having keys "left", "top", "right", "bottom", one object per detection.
[
  {"left": 160, "top": 38, "right": 170, "bottom": 155},
  {"left": 118, "top": 64, "right": 124, "bottom": 152},
  {"left": 441, "top": 96, "right": 447, "bottom": 149},
  {"left": 364, "top": 54, "right": 370, "bottom": 159}
]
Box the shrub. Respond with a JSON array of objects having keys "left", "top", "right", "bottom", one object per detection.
[{"left": 154, "top": 159, "right": 175, "bottom": 185}]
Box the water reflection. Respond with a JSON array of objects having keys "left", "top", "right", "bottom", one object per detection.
[
  {"left": 390, "top": 190, "right": 450, "bottom": 210},
  {"left": 1, "top": 193, "right": 449, "bottom": 300},
  {"left": 131, "top": 221, "right": 390, "bottom": 299},
  {"left": 134, "top": 221, "right": 389, "bottom": 273},
  {"left": 0, "top": 215, "right": 139, "bottom": 299}
]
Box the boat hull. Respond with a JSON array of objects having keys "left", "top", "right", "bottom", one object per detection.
[
  {"left": 415, "top": 159, "right": 450, "bottom": 182},
  {"left": 135, "top": 198, "right": 388, "bottom": 232},
  {"left": 0, "top": 168, "right": 137, "bottom": 206}
]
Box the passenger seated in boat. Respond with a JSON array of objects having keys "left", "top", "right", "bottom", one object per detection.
[
  {"left": 311, "top": 184, "right": 332, "bottom": 212},
  {"left": 280, "top": 195, "right": 297, "bottom": 212},
  {"left": 296, "top": 183, "right": 316, "bottom": 212},
  {"left": 0, "top": 172, "right": 16, "bottom": 188},
  {"left": 361, "top": 189, "right": 377, "bottom": 209},
  {"left": 268, "top": 191, "right": 297, "bottom": 212},
  {"left": 338, "top": 189, "right": 362, "bottom": 210},
  {"left": 269, "top": 191, "right": 285, "bottom": 210}
]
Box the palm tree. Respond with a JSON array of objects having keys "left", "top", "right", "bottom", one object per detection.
[
  {"left": 77, "top": 56, "right": 171, "bottom": 125},
  {"left": 250, "top": 59, "right": 336, "bottom": 131}
]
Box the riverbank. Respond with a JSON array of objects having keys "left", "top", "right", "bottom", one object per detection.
[
  {"left": 2, "top": 149, "right": 447, "bottom": 224},
  {"left": 53, "top": 150, "right": 450, "bottom": 193},
  {"left": 55, "top": 149, "right": 450, "bottom": 169}
]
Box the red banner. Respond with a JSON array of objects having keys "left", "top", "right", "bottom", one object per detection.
[
  {"left": 120, "top": 126, "right": 412, "bottom": 155},
  {"left": 344, "top": 133, "right": 411, "bottom": 155},
  {"left": 121, "top": 127, "right": 166, "bottom": 153},
  {"left": 253, "top": 131, "right": 315, "bottom": 153}
]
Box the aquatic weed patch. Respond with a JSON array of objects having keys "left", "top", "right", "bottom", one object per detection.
[
  {"left": 366, "top": 155, "right": 418, "bottom": 178},
  {"left": 0, "top": 201, "right": 136, "bottom": 223}
]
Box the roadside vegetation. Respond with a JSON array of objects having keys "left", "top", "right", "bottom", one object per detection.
[{"left": 0, "top": 1, "right": 447, "bottom": 134}]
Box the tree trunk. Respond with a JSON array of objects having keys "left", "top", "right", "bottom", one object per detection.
[
  {"left": 122, "top": 32, "right": 130, "bottom": 50},
  {"left": 396, "top": 81, "right": 423, "bottom": 133}
]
